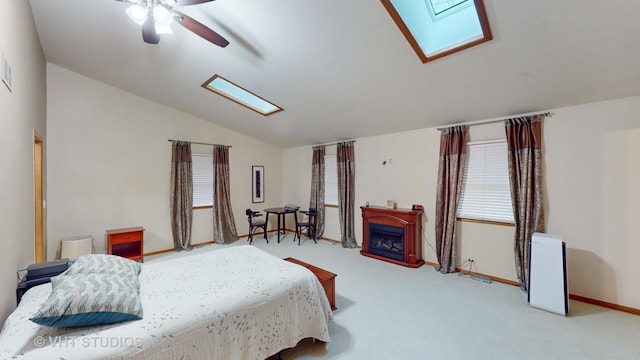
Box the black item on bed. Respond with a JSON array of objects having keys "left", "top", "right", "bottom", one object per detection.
[{"left": 16, "top": 259, "right": 72, "bottom": 305}]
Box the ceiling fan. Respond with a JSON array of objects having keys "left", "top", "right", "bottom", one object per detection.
[{"left": 116, "top": 0, "right": 229, "bottom": 47}]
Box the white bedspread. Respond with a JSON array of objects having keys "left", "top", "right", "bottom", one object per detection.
[{"left": 0, "top": 245, "right": 332, "bottom": 359}]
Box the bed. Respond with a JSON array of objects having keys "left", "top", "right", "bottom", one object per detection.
[{"left": 0, "top": 245, "right": 332, "bottom": 359}]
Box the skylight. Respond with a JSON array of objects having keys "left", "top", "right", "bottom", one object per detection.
[
  {"left": 381, "top": 0, "right": 492, "bottom": 63},
  {"left": 201, "top": 75, "right": 283, "bottom": 116}
]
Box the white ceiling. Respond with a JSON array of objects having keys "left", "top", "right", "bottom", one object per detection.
[{"left": 28, "top": 0, "right": 640, "bottom": 148}]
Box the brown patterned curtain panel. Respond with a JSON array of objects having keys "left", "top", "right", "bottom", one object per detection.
[
  {"left": 337, "top": 141, "right": 357, "bottom": 248},
  {"left": 505, "top": 116, "right": 545, "bottom": 291},
  {"left": 170, "top": 141, "right": 193, "bottom": 251},
  {"left": 435, "top": 126, "right": 468, "bottom": 274},
  {"left": 212, "top": 145, "right": 238, "bottom": 244},
  {"left": 309, "top": 145, "right": 326, "bottom": 239}
]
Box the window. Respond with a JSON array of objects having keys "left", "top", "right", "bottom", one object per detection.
[
  {"left": 381, "top": 0, "right": 492, "bottom": 63},
  {"left": 324, "top": 155, "right": 338, "bottom": 206},
  {"left": 192, "top": 153, "right": 213, "bottom": 208},
  {"left": 457, "top": 139, "right": 514, "bottom": 224}
]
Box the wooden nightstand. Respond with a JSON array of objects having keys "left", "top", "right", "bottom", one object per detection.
[
  {"left": 284, "top": 257, "right": 337, "bottom": 310},
  {"left": 106, "top": 227, "right": 145, "bottom": 262}
]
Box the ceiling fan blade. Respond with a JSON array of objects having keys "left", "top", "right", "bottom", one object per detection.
[
  {"left": 142, "top": 15, "right": 160, "bottom": 44},
  {"left": 175, "top": 0, "right": 215, "bottom": 5},
  {"left": 173, "top": 11, "right": 229, "bottom": 47}
]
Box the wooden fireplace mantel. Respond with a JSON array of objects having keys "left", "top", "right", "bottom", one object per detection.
[{"left": 360, "top": 206, "right": 424, "bottom": 268}]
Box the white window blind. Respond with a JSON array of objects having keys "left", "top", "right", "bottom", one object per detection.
[
  {"left": 325, "top": 155, "right": 338, "bottom": 206},
  {"left": 457, "top": 139, "right": 514, "bottom": 223},
  {"left": 192, "top": 153, "right": 213, "bottom": 207}
]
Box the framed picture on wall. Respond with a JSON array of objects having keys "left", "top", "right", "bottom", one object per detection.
[{"left": 252, "top": 166, "right": 264, "bottom": 203}]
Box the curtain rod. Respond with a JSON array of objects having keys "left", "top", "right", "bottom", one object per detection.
[
  {"left": 314, "top": 139, "right": 357, "bottom": 147},
  {"left": 167, "top": 139, "right": 232, "bottom": 147},
  {"left": 436, "top": 111, "right": 553, "bottom": 131}
]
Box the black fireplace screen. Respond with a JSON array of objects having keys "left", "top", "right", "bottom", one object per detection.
[{"left": 368, "top": 223, "right": 405, "bottom": 261}]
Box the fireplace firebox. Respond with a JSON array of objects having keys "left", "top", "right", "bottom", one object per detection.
[
  {"left": 368, "top": 223, "right": 405, "bottom": 262},
  {"left": 361, "top": 206, "right": 423, "bottom": 268}
]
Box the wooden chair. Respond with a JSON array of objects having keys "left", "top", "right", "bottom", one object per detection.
[
  {"left": 294, "top": 208, "right": 318, "bottom": 245},
  {"left": 246, "top": 209, "right": 268, "bottom": 245}
]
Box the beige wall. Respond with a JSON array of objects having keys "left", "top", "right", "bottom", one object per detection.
[
  {"left": 545, "top": 96, "right": 640, "bottom": 309},
  {"left": 283, "top": 95, "right": 640, "bottom": 309},
  {"left": 45, "top": 64, "right": 283, "bottom": 260},
  {"left": 0, "top": 1, "right": 47, "bottom": 321}
]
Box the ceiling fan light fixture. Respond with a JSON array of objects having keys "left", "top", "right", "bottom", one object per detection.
[
  {"left": 122, "top": 0, "right": 227, "bottom": 47},
  {"left": 155, "top": 23, "right": 173, "bottom": 35},
  {"left": 153, "top": 6, "right": 173, "bottom": 26},
  {"left": 125, "top": 5, "right": 148, "bottom": 25}
]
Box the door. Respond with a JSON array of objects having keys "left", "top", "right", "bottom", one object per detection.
[{"left": 34, "top": 133, "right": 45, "bottom": 263}]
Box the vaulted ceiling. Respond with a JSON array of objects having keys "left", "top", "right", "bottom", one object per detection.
[{"left": 29, "top": 0, "right": 640, "bottom": 147}]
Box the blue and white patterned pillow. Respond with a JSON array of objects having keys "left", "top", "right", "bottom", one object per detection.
[
  {"left": 30, "top": 273, "right": 143, "bottom": 328},
  {"left": 63, "top": 254, "right": 141, "bottom": 278}
]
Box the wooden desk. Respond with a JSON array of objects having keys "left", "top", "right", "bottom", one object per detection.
[
  {"left": 284, "top": 257, "right": 337, "bottom": 310},
  {"left": 106, "top": 227, "right": 145, "bottom": 262},
  {"left": 264, "top": 207, "right": 298, "bottom": 243}
]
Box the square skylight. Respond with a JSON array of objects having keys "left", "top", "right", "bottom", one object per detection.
[
  {"left": 201, "top": 75, "right": 283, "bottom": 116},
  {"left": 381, "top": 0, "right": 492, "bottom": 63}
]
